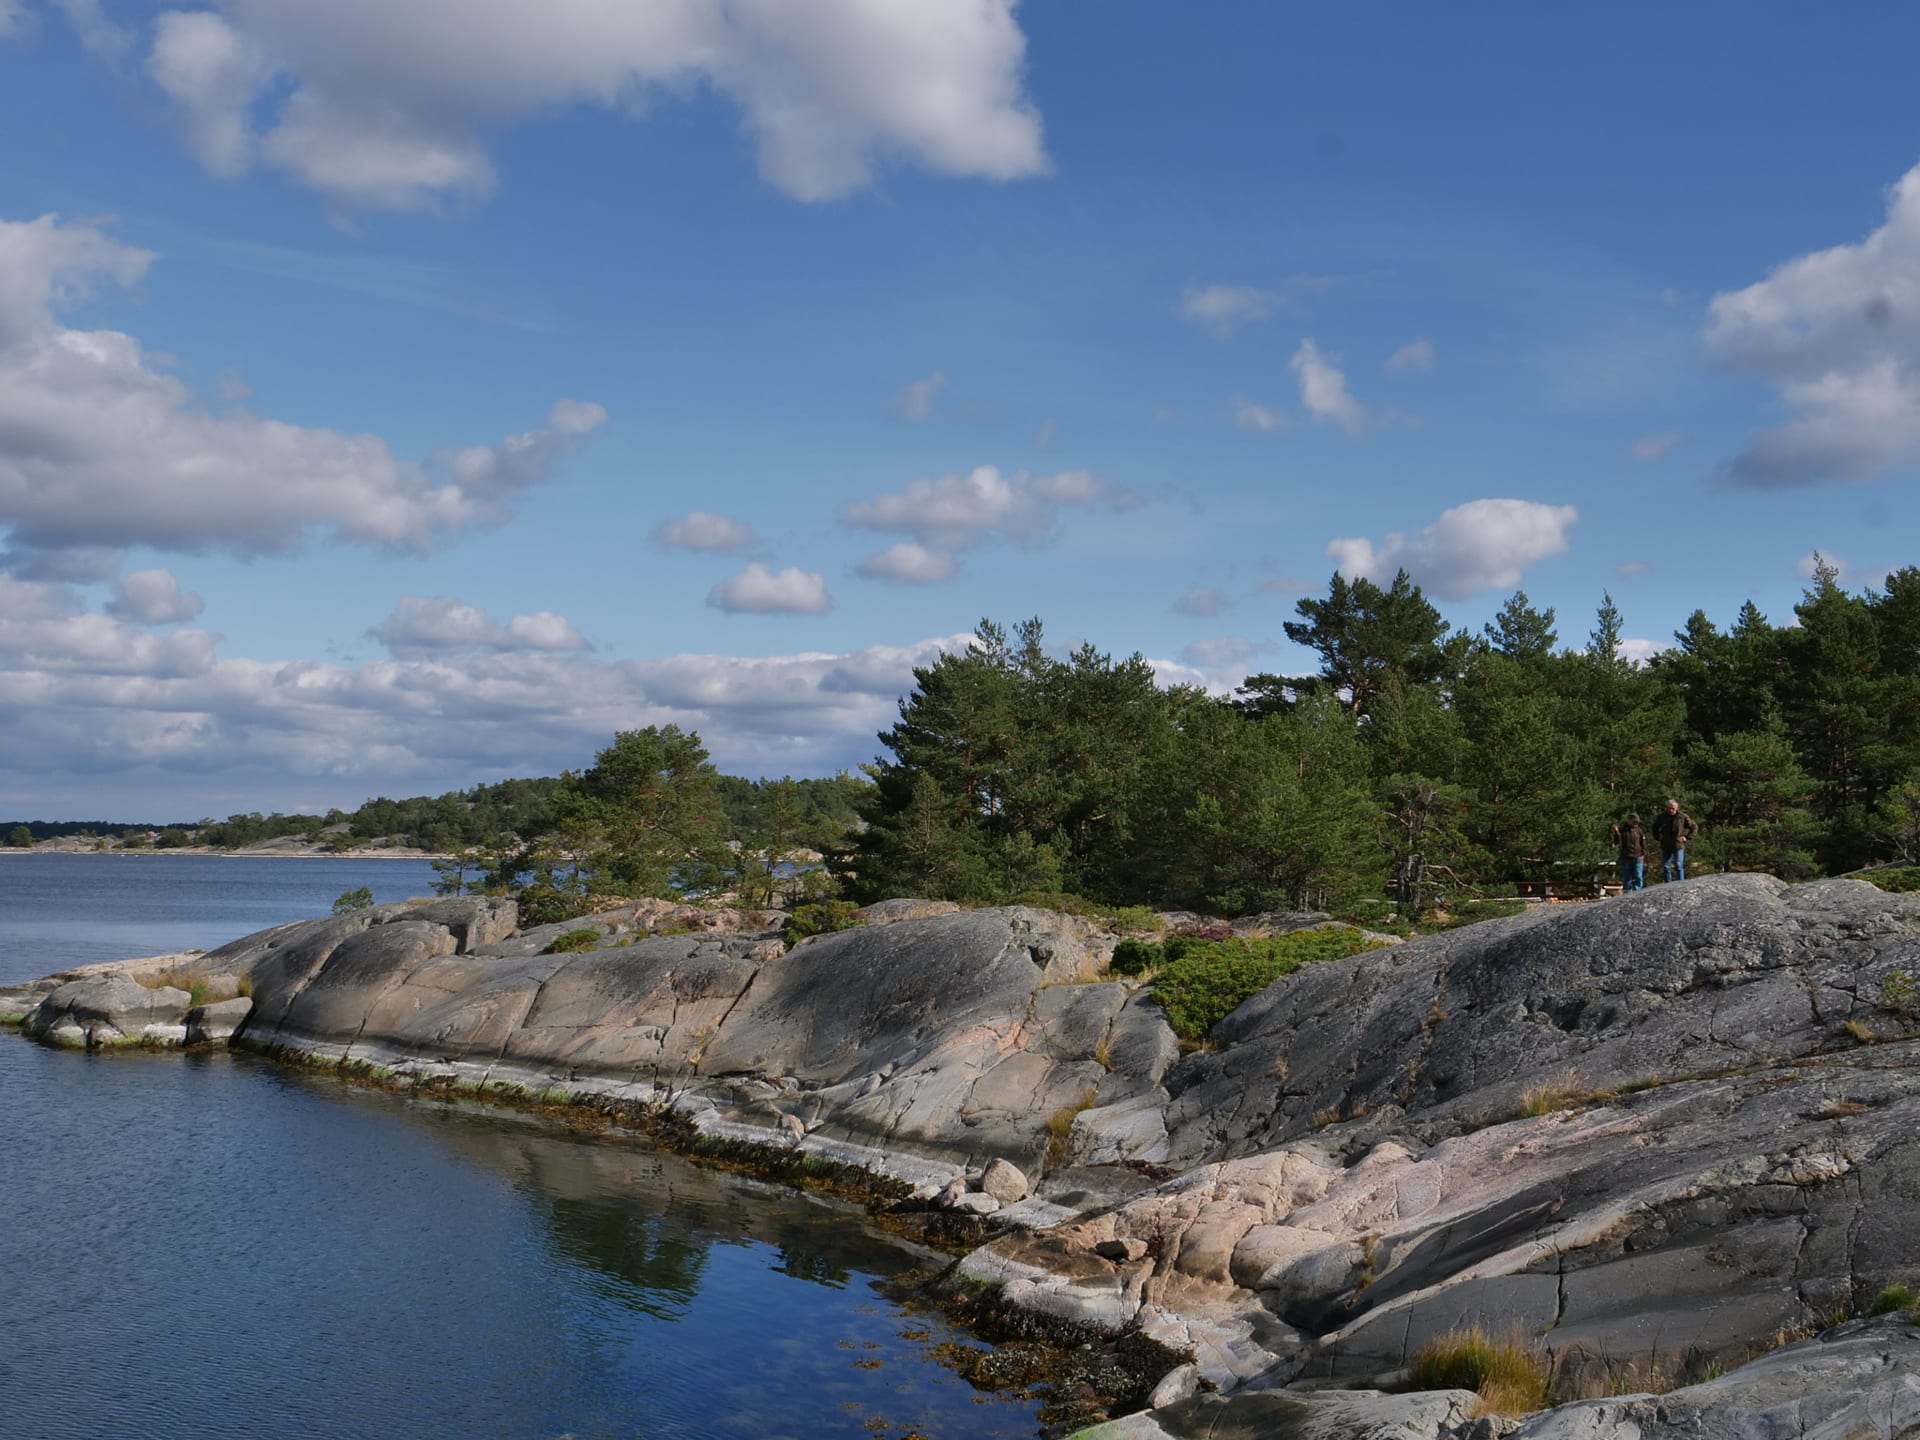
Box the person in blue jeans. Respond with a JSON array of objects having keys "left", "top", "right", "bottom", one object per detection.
[
  {"left": 1611, "top": 812, "right": 1646, "bottom": 891},
  {"left": 1653, "top": 798, "right": 1697, "bottom": 882}
]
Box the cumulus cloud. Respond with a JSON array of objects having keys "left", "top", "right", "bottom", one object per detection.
[
  {"left": 0, "top": 590, "right": 980, "bottom": 812},
  {"left": 108, "top": 569, "right": 205, "bottom": 625},
  {"left": 121, "top": 1, "right": 1047, "bottom": 212},
  {"left": 893, "top": 369, "right": 949, "bottom": 422},
  {"left": 1172, "top": 586, "right": 1228, "bottom": 619},
  {"left": 651, "top": 511, "right": 759, "bottom": 552},
  {"left": 1180, "top": 284, "right": 1284, "bottom": 336},
  {"left": 1231, "top": 394, "right": 1288, "bottom": 433},
  {"left": 1617, "top": 560, "right": 1650, "bottom": 578},
  {"left": 0, "top": 214, "right": 604, "bottom": 566},
  {"left": 1289, "top": 339, "right": 1367, "bottom": 436},
  {"left": 856, "top": 542, "right": 958, "bottom": 586},
  {"left": 707, "top": 561, "right": 832, "bottom": 615},
  {"left": 843, "top": 464, "right": 1136, "bottom": 553},
  {"left": 1386, "top": 337, "right": 1434, "bottom": 374},
  {"left": 1178, "top": 635, "right": 1267, "bottom": 674},
  {"left": 1631, "top": 432, "right": 1681, "bottom": 462},
  {"left": 371, "top": 595, "right": 589, "bottom": 659},
  {"left": 1327, "top": 498, "right": 1579, "bottom": 601},
  {"left": 1620, "top": 638, "right": 1669, "bottom": 666},
  {"left": 1706, "top": 162, "right": 1920, "bottom": 488}
]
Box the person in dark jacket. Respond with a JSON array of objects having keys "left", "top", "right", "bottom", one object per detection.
[
  {"left": 1653, "top": 798, "right": 1698, "bottom": 882},
  {"left": 1611, "top": 812, "right": 1646, "bottom": 891}
]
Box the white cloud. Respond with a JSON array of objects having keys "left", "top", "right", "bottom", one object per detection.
[
  {"left": 651, "top": 511, "right": 759, "bottom": 552},
  {"left": 1033, "top": 415, "right": 1057, "bottom": 449},
  {"left": 1289, "top": 339, "right": 1367, "bottom": 436},
  {"left": 1617, "top": 560, "right": 1650, "bottom": 578},
  {"left": 371, "top": 596, "right": 589, "bottom": 659},
  {"left": 0, "top": 595, "right": 980, "bottom": 811},
  {"left": 856, "top": 542, "right": 958, "bottom": 586},
  {"left": 1172, "top": 586, "right": 1228, "bottom": 618},
  {"left": 708, "top": 561, "right": 832, "bottom": 615},
  {"left": 1620, "top": 638, "right": 1668, "bottom": 666},
  {"left": 1631, "top": 431, "right": 1681, "bottom": 462},
  {"left": 1386, "top": 337, "right": 1434, "bottom": 374},
  {"left": 125, "top": 1, "right": 1047, "bottom": 212},
  {"left": 0, "top": 0, "right": 31, "bottom": 39},
  {"left": 1706, "top": 161, "right": 1920, "bottom": 487},
  {"left": 1327, "top": 498, "right": 1579, "bottom": 601},
  {"left": 147, "top": 10, "right": 272, "bottom": 177},
  {"left": 1178, "top": 635, "right": 1267, "bottom": 674},
  {"left": 843, "top": 464, "right": 1136, "bottom": 552},
  {"left": 1256, "top": 575, "right": 1310, "bottom": 595},
  {"left": 1231, "top": 393, "right": 1288, "bottom": 433},
  {"left": 0, "top": 214, "right": 603, "bottom": 565},
  {"left": 108, "top": 569, "right": 205, "bottom": 625},
  {"left": 1180, "top": 284, "right": 1284, "bottom": 336},
  {"left": 893, "top": 369, "right": 948, "bottom": 422}
]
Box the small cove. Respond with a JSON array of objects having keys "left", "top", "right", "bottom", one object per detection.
[{"left": 0, "top": 856, "right": 1042, "bottom": 1440}]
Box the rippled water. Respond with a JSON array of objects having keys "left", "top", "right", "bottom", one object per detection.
[{"left": 0, "top": 858, "right": 1040, "bottom": 1439}]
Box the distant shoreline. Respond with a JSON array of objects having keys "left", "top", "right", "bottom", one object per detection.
[{"left": 0, "top": 849, "right": 448, "bottom": 861}]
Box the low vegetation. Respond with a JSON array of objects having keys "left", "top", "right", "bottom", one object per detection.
[
  {"left": 1407, "top": 1324, "right": 1549, "bottom": 1415},
  {"left": 1137, "top": 927, "right": 1389, "bottom": 1041},
  {"left": 331, "top": 886, "right": 374, "bottom": 915},
  {"left": 1871, "top": 1283, "right": 1917, "bottom": 1315},
  {"left": 785, "top": 900, "right": 863, "bottom": 946},
  {"left": 543, "top": 927, "right": 601, "bottom": 955}
]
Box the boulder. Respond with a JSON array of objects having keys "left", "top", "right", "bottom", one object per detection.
[
  {"left": 980, "top": 1158, "right": 1031, "bottom": 1204},
  {"left": 185, "top": 997, "right": 253, "bottom": 1046},
  {"left": 23, "top": 974, "right": 194, "bottom": 1047},
  {"left": 856, "top": 898, "right": 962, "bottom": 925}
]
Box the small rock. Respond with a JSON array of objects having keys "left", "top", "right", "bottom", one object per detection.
[
  {"left": 980, "top": 1157, "right": 1030, "bottom": 1204},
  {"left": 935, "top": 1177, "right": 971, "bottom": 1209},
  {"left": 1095, "top": 1238, "right": 1150, "bottom": 1263},
  {"left": 779, "top": 1112, "right": 806, "bottom": 1138},
  {"left": 1146, "top": 1362, "right": 1200, "bottom": 1409},
  {"left": 951, "top": 1192, "right": 1002, "bottom": 1215}
]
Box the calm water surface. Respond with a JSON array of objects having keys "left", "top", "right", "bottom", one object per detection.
[{"left": 0, "top": 857, "right": 1039, "bottom": 1439}]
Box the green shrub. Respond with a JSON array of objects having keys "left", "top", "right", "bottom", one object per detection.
[
  {"left": 543, "top": 927, "right": 601, "bottom": 955},
  {"left": 1882, "top": 969, "right": 1917, "bottom": 1018},
  {"left": 331, "top": 886, "right": 374, "bottom": 915},
  {"left": 1106, "top": 905, "right": 1164, "bottom": 935},
  {"left": 516, "top": 883, "right": 597, "bottom": 929},
  {"left": 785, "top": 899, "right": 864, "bottom": 945},
  {"left": 1109, "top": 938, "right": 1162, "bottom": 976},
  {"left": 1863, "top": 865, "right": 1920, "bottom": 894},
  {"left": 1150, "top": 927, "right": 1386, "bottom": 1041},
  {"left": 1871, "top": 1283, "right": 1917, "bottom": 1315}
]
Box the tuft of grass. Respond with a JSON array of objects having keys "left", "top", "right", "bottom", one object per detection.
[
  {"left": 543, "top": 927, "right": 601, "bottom": 955},
  {"left": 1148, "top": 928, "right": 1389, "bottom": 1041},
  {"left": 137, "top": 969, "right": 209, "bottom": 1006},
  {"left": 1871, "top": 1283, "right": 1917, "bottom": 1316},
  {"left": 1881, "top": 969, "right": 1917, "bottom": 1019},
  {"left": 234, "top": 972, "right": 254, "bottom": 999},
  {"left": 1845, "top": 1017, "right": 1882, "bottom": 1045},
  {"left": 1092, "top": 1032, "right": 1113, "bottom": 1071},
  {"left": 1045, "top": 1087, "right": 1098, "bottom": 1166},
  {"left": 1517, "top": 1070, "right": 1584, "bottom": 1118},
  {"left": 1407, "top": 1325, "right": 1548, "bottom": 1416}
]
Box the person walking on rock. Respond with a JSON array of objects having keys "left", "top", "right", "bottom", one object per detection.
[
  {"left": 1611, "top": 812, "right": 1646, "bottom": 892},
  {"left": 1653, "top": 798, "right": 1697, "bottom": 883}
]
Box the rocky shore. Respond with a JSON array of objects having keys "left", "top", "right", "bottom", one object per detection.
[{"left": 6, "top": 875, "right": 1919, "bottom": 1438}]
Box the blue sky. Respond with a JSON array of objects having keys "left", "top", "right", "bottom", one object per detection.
[{"left": 3, "top": 1, "right": 1918, "bottom": 818}]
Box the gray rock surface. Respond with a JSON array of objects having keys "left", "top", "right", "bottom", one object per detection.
[
  {"left": 22, "top": 973, "right": 194, "bottom": 1047},
  {"left": 981, "top": 1158, "right": 1031, "bottom": 1204},
  {"left": 185, "top": 997, "right": 254, "bottom": 1046}
]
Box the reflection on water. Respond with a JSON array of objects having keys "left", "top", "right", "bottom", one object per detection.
[{"left": 0, "top": 1038, "right": 1039, "bottom": 1440}]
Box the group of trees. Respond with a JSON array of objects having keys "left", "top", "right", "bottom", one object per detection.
[{"left": 841, "top": 560, "right": 1920, "bottom": 917}]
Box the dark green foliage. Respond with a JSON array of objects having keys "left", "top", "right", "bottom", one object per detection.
[
  {"left": 1862, "top": 865, "right": 1920, "bottom": 893},
  {"left": 1871, "top": 1283, "right": 1917, "bottom": 1316},
  {"left": 551, "top": 725, "right": 728, "bottom": 897},
  {"left": 543, "top": 927, "right": 601, "bottom": 955},
  {"left": 784, "top": 900, "right": 863, "bottom": 945},
  {"left": 1149, "top": 928, "right": 1385, "bottom": 1041},
  {"left": 1109, "top": 939, "right": 1162, "bottom": 976},
  {"left": 4, "top": 825, "right": 30, "bottom": 848},
  {"left": 331, "top": 886, "right": 374, "bottom": 915}
]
